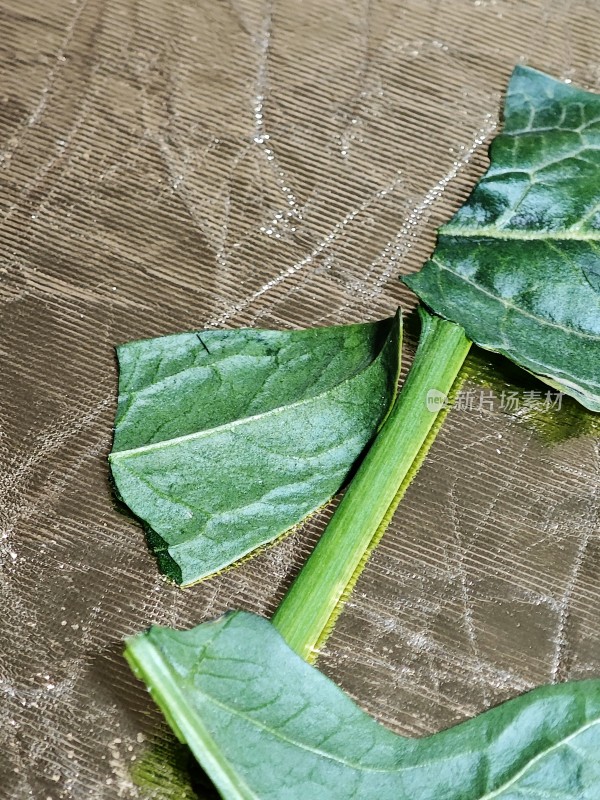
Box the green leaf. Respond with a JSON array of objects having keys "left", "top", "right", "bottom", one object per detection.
[
  {"left": 125, "top": 611, "right": 600, "bottom": 800},
  {"left": 404, "top": 66, "right": 600, "bottom": 411},
  {"left": 110, "top": 313, "right": 401, "bottom": 585}
]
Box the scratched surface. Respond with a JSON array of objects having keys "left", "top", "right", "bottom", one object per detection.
[{"left": 0, "top": 0, "right": 599, "bottom": 797}]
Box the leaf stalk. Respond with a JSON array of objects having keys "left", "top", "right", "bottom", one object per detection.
[{"left": 273, "top": 310, "right": 471, "bottom": 661}]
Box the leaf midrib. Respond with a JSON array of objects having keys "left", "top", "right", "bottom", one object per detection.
[
  {"left": 441, "top": 224, "right": 600, "bottom": 242},
  {"left": 110, "top": 327, "right": 395, "bottom": 462},
  {"left": 126, "top": 632, "right": 261, "bottom": 800},
  {"left": 200, "top": 682, "right": 600, "bottom": 790},
  {"left": 479, "top": 717, "right": 600, "bottom": 799},
  {"left": 430, "top": 256, "right": 600, "bottom": 346}
]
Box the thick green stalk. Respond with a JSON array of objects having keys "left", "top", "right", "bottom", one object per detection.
[{"left": 272, "top": 309, "right": 471, "bottom": 661}]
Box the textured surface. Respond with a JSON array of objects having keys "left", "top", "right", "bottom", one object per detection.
[
  {"left": 405, "top": 66, "right": 600, "bottom": 410},
  {"left": 126, "top": 611, "right": 600, "bottom": 800},
  {"left": 0, "top": 1, "right": 599, "bottom": 798},
  {"left": 110, "top": 315, "right": 399, "bottom": 584}
]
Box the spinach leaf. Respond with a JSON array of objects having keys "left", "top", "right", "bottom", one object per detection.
[
  {"left": 110, "top": 313, "right": 401, "bottom": 585},
  {"left": 404, "top": 66, "right": 600, "bottom": 411},
  {"left": 275, "top": 67, "right": 600, "bottom": 662},
  {"left": 125, "top": 611, "right": 600, "bottom": 800}
]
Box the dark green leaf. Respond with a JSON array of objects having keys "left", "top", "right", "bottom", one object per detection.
[
  {"left": 125, "top": 611, "right": 600, "bottom": 800},
  {"left": 404, "top": 66, "right": 600, "bottom": 411},
  {"left": 110, "top": 313, "right": 401, "bottom": 585}
]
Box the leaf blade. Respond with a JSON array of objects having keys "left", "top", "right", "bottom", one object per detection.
[
  {"left": 110, "top": 313, "right": 401, "bottom": 584},
  {"left": 125, "top": 611, "right": 600, "bottom": 800},
  {"left": 404, "top": 66, "right": 600, "bottom": 411}
]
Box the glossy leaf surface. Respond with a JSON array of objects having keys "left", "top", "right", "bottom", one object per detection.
[
  {"left": 405, "top": 66, "right": 600, "bottom": 411},
  {"left": 110, "top": 314, "right": 400, "bottom": 584},
  {"left": 125, "top": 611, "right": 600, "bottom": 800}
]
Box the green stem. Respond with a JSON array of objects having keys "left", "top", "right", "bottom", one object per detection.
[{"left": 272, "top": 309, "right": 471, "bottom": 661}]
